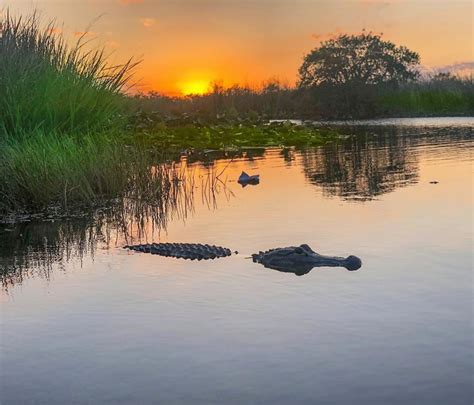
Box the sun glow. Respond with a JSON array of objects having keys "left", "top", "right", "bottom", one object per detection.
[{"left": 178, "top": 80, "right": 210, "bottom": 96}]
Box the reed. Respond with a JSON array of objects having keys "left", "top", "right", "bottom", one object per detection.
[
  {"left": 0, "top": 131, "right": 183, "bottom": 215},
  {"left": 0, "top": 11, "right": 138, "bottom": 136}
]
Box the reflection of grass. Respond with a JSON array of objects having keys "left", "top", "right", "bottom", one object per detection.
[
  {"left": 0, "top": 164, "right": 232, "bottom": 290},
  {"left": 0, "top": 123, "right": 340, "bottom": 216}
]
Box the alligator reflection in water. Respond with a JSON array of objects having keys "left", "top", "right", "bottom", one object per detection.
[{"left": 1, "top": 125, "right": 470, "bottom": 289}]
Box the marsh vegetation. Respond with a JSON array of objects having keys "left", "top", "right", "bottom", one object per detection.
[
  {"left": 1, "top": 6, "right": 472, "bottom": 405},
  {"left": 1, "top": 12, "right": 472, "bottom": 219},
  {"left": 136, "top": 71, "right": 473, "bottom": 121},
  {"left": 0, "top": 12, "right": 138, "bottom": 215}
]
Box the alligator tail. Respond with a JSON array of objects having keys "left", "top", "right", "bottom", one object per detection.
[{"left": 124, "top": 243, "right": 232, "bottom": 260}]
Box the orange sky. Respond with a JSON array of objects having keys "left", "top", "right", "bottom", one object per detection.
[{"left": 7, "top": 0, "right": 474, "bottom": 96}]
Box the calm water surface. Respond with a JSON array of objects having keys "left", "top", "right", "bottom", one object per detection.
[{"left": 1, "top": 118, "right": 473, "bottom": 404}]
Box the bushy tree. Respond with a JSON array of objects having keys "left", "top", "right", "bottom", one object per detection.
[{"left": 299, "top": 33, "right": 420, "bottom": 87}]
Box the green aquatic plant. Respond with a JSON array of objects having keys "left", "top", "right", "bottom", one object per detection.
[{"left": 124, "top": 119, "right": 341, "bottom": 149}]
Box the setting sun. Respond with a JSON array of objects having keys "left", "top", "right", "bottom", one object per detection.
[{"left": 178, "top": 80, "right": 210, "bottom": 96}]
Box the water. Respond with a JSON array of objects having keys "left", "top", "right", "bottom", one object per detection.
[{"left": 1, "top": 118, "right": 473, "bottom": 404}]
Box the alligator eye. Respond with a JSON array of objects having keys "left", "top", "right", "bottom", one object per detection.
[{"left": 295, "top": 247, "right": 303, "bottom": 254}]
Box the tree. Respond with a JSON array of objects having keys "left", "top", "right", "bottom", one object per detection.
[{"left": 299, "top": 33, "right": 420, "bottom": 88}]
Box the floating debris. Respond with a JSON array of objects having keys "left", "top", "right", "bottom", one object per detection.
[{"left": 238, "top": 171, "right": 260, "bottom": 187}]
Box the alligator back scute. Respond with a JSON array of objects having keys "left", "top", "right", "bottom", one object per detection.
[{"left": 124, "top": 243, "right": 232, "bottom": 260}]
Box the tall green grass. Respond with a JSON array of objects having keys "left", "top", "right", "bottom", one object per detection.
[
  {"left": 0, "top": 131, "right": 185, "bottom": 215},
  {"left": 0, "top": 11, "right": 147, "bottom": 216},
  {"left": 0, "top": 11, "right": 137, "bottom": 136},
  {"left": 1, "top": 132, "right": 124, "bottom": 211}
]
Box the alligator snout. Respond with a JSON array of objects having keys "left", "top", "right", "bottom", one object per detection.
[{"left": 344, "top": 255, "right": 362, "bottom": 271}]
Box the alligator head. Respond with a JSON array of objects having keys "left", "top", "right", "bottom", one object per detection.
[{"left": 252, "top": 244, "right": 362, "bottom": 276}]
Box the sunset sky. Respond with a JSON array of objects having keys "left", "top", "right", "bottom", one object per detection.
[{"left": 7, "top": 0, "right": 473, "bottom": 95}]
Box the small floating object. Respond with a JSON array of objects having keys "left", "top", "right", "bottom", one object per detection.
[
  {"left": 238, "top": 171, "right": 260, "bottom": 187},
  {"left": 429, "top": 181, "right": 439, "bottom": 184}
]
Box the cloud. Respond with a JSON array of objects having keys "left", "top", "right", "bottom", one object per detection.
[
  {"left": 47, "top": 27, "right": 63, "bottom": 35},
  {"left": 120, "top": 0, "right": 144, "bottom": 5},
  {"left": 435, "top": 61, "right": 474, "bottom": 76},
  {"left": 140, "top": 18, "right": 156, "bottom": 28},
  {"left": 73, "top": 31, "right": 97, "bottom": 38},
  {"left": 417, "top": 61, "right": 474, "bottom": 78}
]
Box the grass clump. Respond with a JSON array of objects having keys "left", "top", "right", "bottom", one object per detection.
[
  {"left": 0, "top": 11, "right": 146, "bottom": 216},
  {"left": 0, "top": 132, "right": 125, "bottom": 212},
  {"left": 0, "top": 12, "right": 137, "bottom": 136},
  {"left": 0, "top": 131, "right": 184, "bottom": 215}
]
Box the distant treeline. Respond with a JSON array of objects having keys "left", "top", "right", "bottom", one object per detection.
[
  {"left": 134, "top": 74, "right": 474, "bottom": 122},
  {"left": 133, "top": 32, "right": 473, "bottom": 121}
]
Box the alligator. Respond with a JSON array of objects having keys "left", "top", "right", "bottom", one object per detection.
[{"left": 124, "top": 242, "right": 362, "bottom": 275}]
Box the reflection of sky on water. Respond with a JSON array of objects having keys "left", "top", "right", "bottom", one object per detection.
[
  {"left": 1, "top": 121, "right": 472, "bottom": 405},
  {"left": 1, "top": 123, "right": 472, "bottom": 287}
]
